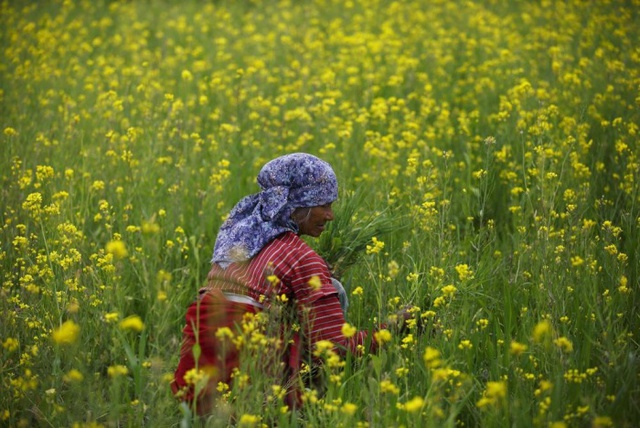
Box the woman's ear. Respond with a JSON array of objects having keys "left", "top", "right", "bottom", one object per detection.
[{"left": 291, "top": 207, "right": 310, "bottom": 224}]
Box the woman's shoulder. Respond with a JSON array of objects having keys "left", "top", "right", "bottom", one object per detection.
[
  {"left": 258, "top": 231, "right": 321, "bottom": 264},
  {"left": 269, "top": 231, "right": 313, "bottom": 252},
  {"left": 264, "top": 233, "right": 331, "bottom": 282}
]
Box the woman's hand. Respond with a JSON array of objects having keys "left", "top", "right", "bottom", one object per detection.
[{"left": 388, "top": 305, "right": 421, "bottom": 334}]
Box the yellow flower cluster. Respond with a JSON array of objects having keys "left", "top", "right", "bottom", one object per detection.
[
  {"left": 476, "top": 381, "right": 507, "bottom": 409},
  {"left": 119, "top": 315, "right": 145, "bottom": 332},
  {"left": 365, "top": 237, "right": 385, "bottom": 255},
  {"left": 52, "top": 320, "right": 80, "bottom": 346}
]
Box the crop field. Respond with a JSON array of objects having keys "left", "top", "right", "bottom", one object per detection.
[{"left": 1, "top": 0, "right": 639, "bottom": 426}]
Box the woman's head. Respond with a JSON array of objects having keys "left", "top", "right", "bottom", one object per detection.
[
  {"left": 256, "top": 153, "right": 338, "bottom": 233},
  {"left": 291, "top": 203, "right": 335, "bottom": 237},
  {"left": 212, "top": 153, "right": 338, "bottom": 267},
  {"left": 258, "top": 153, "right": 337, "bottom": 206}
]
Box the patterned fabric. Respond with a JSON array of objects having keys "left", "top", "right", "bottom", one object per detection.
[{"left": 212, "top": 153, "right": 338, "bottom": 268}]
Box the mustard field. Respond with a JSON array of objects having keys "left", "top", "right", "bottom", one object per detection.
[{"left": 1, "top": 0, "right": 639, "bottom": 426}]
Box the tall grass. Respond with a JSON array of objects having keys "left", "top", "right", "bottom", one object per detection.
[{"left": 1, "top": 0, "right": 638, "bottom": 426}]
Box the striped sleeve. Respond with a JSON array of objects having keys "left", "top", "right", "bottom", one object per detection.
[
  {"left": 286, "top": 251, "right": 379, "bottom": 355},
  {"left": 303, "top": 294, "right": 378, "bottom": 355}
]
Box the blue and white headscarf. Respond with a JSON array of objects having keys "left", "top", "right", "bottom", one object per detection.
[{"left": 212, "top": 153, "right": 338, "bottom": 268}]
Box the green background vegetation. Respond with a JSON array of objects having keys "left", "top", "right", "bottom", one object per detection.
[{"left": 1, "top": 0, "right": 638, "bottom": 426}]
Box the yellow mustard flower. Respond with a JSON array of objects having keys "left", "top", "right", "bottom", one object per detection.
[
  {"left": 342, "top": 322, "right": 357, "bottom": 338},
  {"left": 119, "top": 315, "right": 145, "bottom": 332},
  {"left": 52, "top": 320, "right": 80, "bottom": 345},
  {"left": 105, "top": 240, "right": 128, "bottom": 259},
  {"left": 374, "top": 329, "right": 392, "bottom": 344}
]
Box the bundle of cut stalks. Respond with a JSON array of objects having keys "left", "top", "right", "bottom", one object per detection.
[{"left": 313, "top": 189, "right": 400, "bottom": 280}]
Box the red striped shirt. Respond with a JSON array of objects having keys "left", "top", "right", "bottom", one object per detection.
[{"left": 206, "top": 231, "right": 378, "bottom": 355}]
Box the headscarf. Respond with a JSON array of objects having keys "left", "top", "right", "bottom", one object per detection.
[{"left": 212, "top": 153, "right": 338, "bottom": 268}]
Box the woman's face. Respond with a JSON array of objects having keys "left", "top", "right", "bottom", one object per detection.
[{"left": 292, "top": 203, "right": 335, "bottom": 237}]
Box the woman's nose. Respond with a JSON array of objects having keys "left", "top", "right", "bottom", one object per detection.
[{"left": 325, "top": 207, "right": 334, "bottom": 221}]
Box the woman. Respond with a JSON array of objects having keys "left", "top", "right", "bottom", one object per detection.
[{"left": 172, "top": 153, "right": 386, "bottom": 414}]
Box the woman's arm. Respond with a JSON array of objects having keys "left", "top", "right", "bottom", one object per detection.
[
  {"left": 285, "top": 250, "right": 380, "bottom": 355},
  {"left": 301, "top": 292, "right": 378, "bottom": 355}
]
